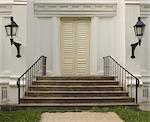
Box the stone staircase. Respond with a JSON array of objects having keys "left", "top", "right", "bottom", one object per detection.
[{"left": 20, "top": 76, "right": 137, "bottom": 109}]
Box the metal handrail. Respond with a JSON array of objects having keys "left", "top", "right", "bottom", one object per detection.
[
  {"left": 17, "top": 56, "right": 47, "bottom": 104},
  {"left": 103, "top": 56, "right": 139, "bottom": 103}
]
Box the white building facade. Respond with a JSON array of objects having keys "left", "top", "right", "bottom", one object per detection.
[{"left": 0, "top": 0, "right": 150, "bottom": 104}]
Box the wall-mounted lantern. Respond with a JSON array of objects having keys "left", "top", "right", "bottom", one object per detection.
[
  {"left": 131, "top": 17, "right": 145, "bottom": 58},
  {"left": 5, "top": 17, "right": 21, "bottom": 58}
]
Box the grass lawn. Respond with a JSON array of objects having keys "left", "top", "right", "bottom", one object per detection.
[
  {"left": 0, "top": 108, "right": 45, "bottom": 122},
  {"left": 90, "top": 107, "right": 150, "bottom": 122},
  {"left": 0, "top": 107, "right": 149, "bottom": 122}
]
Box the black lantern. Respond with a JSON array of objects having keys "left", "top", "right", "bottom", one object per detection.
[
  {"left": 5, "top": 17, "right": 21, "bottom": 58},
  {"left": 134, "top": 17, "right": 145, "bottom": 45},
  {"left": 131, "top": 17, "right": 145, "bottom": 58}
]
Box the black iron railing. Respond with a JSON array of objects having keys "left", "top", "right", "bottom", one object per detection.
[
  {"left": 17, "top": 56, "right": 47, "bottom": 104},
  {"left": 103, "top": 56, "right": 139, "bottom": 103}
]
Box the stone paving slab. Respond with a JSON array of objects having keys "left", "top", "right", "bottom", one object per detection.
[{"left": 40, "top": 112, "right": 123, "bottom": 122}]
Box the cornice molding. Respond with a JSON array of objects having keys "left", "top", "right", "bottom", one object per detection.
[
  {"left": 34, "top": 0, "right": 117, "bottom": 4},
  {"left": 13, "top": 0, "right": 27, "bottom": 5},
  {"left": 0, "top": 4, "right": 12, "bottom": 15},
  {"left": 34, "top": 2, "right": 117, "bottom": 17},
  {"left": 125, "top": 0, "right": 140, "bottom": 5},
  {"left": 0, "top": 1, "right": 27, "bottom": 15},
  {"left": 141, "top": 4, "right": 150, "bottom": 17},
  {"left": 14, "top": 0, "right": 27, "bottom": 2}
]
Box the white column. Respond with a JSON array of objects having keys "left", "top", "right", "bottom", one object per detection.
[
  {"left": 51, "top": 17, "right": 60, "bottom": 75},
  {"left": 115, "top": 0, "right": 126, "bottom": 66},
  {"left": 0, "top": 17, "right": 2, "bottom": 73},
  {"left": 148, "top": 17, "right": 150, "bottom": 72},
  {"left": 90, "top": 16, "right": 98, "bottom": 75}
]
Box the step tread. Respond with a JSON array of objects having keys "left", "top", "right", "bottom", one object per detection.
[
  {"left": 26, "top": 91, "right": 127, "bottom": 94},
  {"left": 36, "top": 80, "right": 117, "bottom": 82},
  {"left": 37, "top": 76, "right": 115, "bottom": 80},
  {"left": 30, "top": 85, "right": 121, "bottom": 88},
  {"left": 19, "top": 103, "right": 138, "bottom": 107},
  {"left": 21, "top": 97, "right": 133, "bottom": 100}
]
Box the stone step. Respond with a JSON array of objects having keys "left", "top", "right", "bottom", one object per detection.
[
  {"left": 29, "top": 85, "right": 123, "bottom": 91},
  {"left": 20, "top": 97, "right": 134, "bottom": 104},
  {"left": 18, "top": 103, "right": 138, "bottom": 108},
  {"left": 0, "top": 103, "right": 138, "bottom": 111},
  {"left": 33, "top": 80, "right": 119, "bottom": 86},
  {"left": 37, "top": 76, "right": 115, "bottom": 80},
  {"left": 25, "top": 91, "right": 128, "bottom": 97}
]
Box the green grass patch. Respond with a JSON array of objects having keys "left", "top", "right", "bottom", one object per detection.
[
  {"left": 0, "top": 107, "right": 149, "bottom": 122},
  {"left": 0, "top": 108, "right": 47, "bottom": 122},
  {"left": 90, "top": 106, "right": 150, "bottom": 122}
]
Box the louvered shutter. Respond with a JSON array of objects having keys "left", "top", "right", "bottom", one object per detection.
[
  {"left": 61, "top": 18, "right": 90, "bottom": 75},
  {"left": 61, "top": 18, "right": 75, "bottom": 75},
  {"left": 75, "top": 19, "right": 90, "bottom": 75}
]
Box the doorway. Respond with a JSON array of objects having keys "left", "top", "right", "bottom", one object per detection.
[{"left": 60, "top": 17, "right": 90, "bottom": 75}]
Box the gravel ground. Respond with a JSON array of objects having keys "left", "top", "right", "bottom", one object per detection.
[{"left": 40, "top": 112, "right": 124, "bottom": 122}]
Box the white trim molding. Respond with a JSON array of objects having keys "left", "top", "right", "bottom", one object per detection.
[
  {"left": 125, "top": 0, "right": 140, "bottom": 5},
  {"left": 34, "top": 2, "right": 117, "bottom": 17},
  {"left": 141, "top": 4, "right": 150, "bottom": 17},
  {"left": 14, "top": 0, "right": 27, "bottom": 2},
  {"left": 0, "top": 4, "right": 12, "bottom": 15}
]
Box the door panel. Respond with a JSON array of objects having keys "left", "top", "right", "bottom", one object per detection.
[
  {"left": 61, "top": 18, "right": 90, "bottom": 75},
  {"left": 75, "top": 19, "right": 90, "bottom": 75}
]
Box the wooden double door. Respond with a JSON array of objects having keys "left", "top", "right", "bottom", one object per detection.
[{"left": 61, "top": 17, "right": 90, "bottom": 76}]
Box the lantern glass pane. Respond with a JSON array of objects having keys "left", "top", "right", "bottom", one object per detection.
[
  {"left": 12, "top": 26, "right": 18, "bottom": 36},
  {"left": 5, "top": 26, "right": 11, "bottom": 36},
  {"left": 141, "top": 26, "right": 145, "bottom": 36},
  {"left": 137, "top": 27, "right": 142, "bottom": 36}
]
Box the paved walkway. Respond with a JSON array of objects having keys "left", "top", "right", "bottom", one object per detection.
[{"left": 40, "top": 112, "right": 123, "bottom": 122}]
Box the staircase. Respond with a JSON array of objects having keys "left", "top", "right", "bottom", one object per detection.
[{"left": 19, "top": 76, "right": 137, "bottom": 109}]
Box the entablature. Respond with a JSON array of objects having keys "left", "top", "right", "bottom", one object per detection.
[{"left": 34, "top": 1, "right": 117, "bottom": 17}]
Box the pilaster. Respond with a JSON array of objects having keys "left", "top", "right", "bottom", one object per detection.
[
  {"left": 51, "top": 17, "right": 61, "bottom": 75},
  {"left": 90, "top": 16, "right": 98, "bottom": 75}
]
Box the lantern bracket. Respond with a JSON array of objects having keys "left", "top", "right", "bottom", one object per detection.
[
  {"left": 131, "top": 41, "right": 140, "bottom": 58},
  {"left": 131, "top": 17, "right": 145, "bottom": 59},
  {"left": 5, "top": 17, "right": 21, "bottom": 58}
]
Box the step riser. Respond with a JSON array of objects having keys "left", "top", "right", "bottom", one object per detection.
[
  {"left": 29, "top": 87, "right": 123, "bottom": 91},
  {"left": 0, "top": 104, "right": 138, "bottom": 111},
  {"left": 25, "top": 93, "right": 128, "bottom": 97},
  {"left": 37, "top": 77, "right": 115, "bottom": 80},
  {"left": 20, "top": 99, "right": 134, "bottom": 104},
  {"left": 32, "top": 82, "right": 119, "bottom": 86}
]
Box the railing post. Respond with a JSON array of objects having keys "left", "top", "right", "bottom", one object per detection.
[
  {"left": 17, "top": 79, "right": 20, "bottom": 104},
  {"left": 136, "top": 79, "right": 139, "bottom": 103},
  {"left": 42, "top": 56, "right": 47, "bottom": 75}
]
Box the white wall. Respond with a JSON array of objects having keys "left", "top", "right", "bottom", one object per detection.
[
  {"left": 141, "top": 17, "right": 150, "bottom": 76},
  {"left": 34, "top": 17, "right": 53, "bottom": 73},
  {"left": 126, "top": 5, "right": 141, "bottom": 75},
  {"left": 0, "top": 0, "right": 149, "bottom": 104},
  {"left": 97, "top": 17, "right": 115, "bottom": 74},
  {"left": 0, "top": 1, "right": 27, "bottom": 104},
  {"left": 0, "top": 17, "right": 11, "bottom": 76},
  {"left": 126, "top": 3, "right": 150, "bottom": 78}
]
